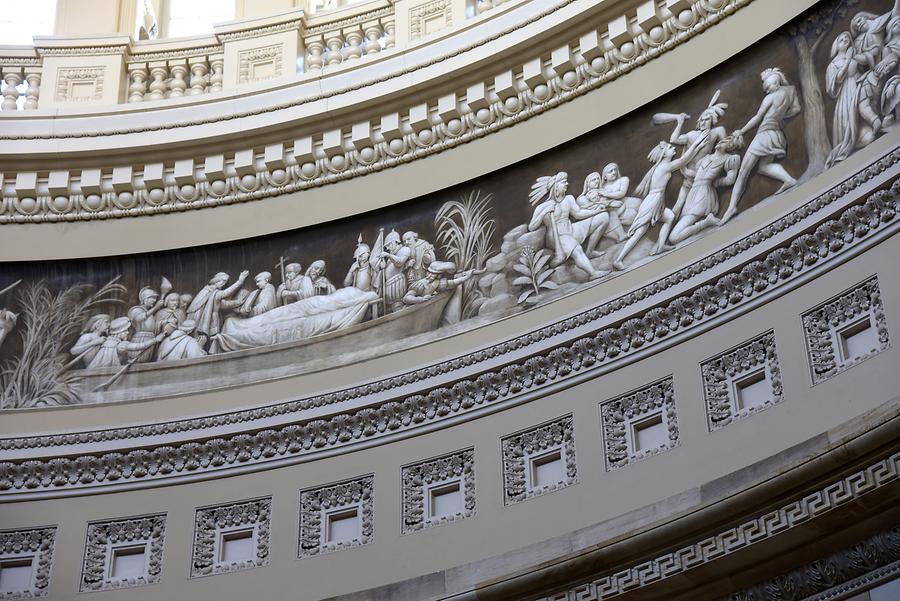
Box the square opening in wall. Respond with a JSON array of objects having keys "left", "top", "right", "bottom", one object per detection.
[
  {"left": 0, "top": 558, "right": 33, "bottom": 593},
  {"left": 219, "top": 529, "right": 254, "bottom": 564},
  {"left": 428, "top": 482, "right": 462, "bottom": 519},
  {"left": 326, "top": 508, "right": 360, "bottom": 544},
  {"left": 838, "top": 317, "right": 877, "bottom": 362},
  {"left": 110, "top": 545, "right": 147, "bottom": 579},
  {"left": 632, "top": 414, "right": 665, "bottom": 453},
  {"left": 530, "top": 449, "right": 564, "bottom": 489},
  {"left": 734, "top": 369, "right": 770, "bottom": 410}
]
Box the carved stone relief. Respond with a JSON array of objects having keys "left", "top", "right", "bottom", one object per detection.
[
  {"left": 190, "top": 497, "right": 271, "bottom": 578},
  {"left": 408, "top": 0, "right": 452, "bottom": 41},
  {"left": 701, "top": 330, "right": 783, "bottom": 431},
  {"left": 600, "top": 376, "right": 679, "bottom": 471},
  {"left": 501, "top": 415, "right": 577, "bottom": 505},
  {"left": 0, "top": 527, "right": 56, "bottom": 600},
  {"left": 401, "top": 447, "right": 475, "bottom": 533},
  {"left": 0, "top": 1, "right": 895, "bottom": 409},
  {"left": 802, "top": 275, "right": 890, "bottom": 385},
  {"left": 79, "top": 513, "right": 166, "bottom": 592},
  {"left": 237, "top": 45, "right": 283, "bottom": 84},
  {"left": 53, "top": 67, "right": 105, "bottom": 103},
  {"left": 298, "top": 475, "right": 374, "bottom": 557}
]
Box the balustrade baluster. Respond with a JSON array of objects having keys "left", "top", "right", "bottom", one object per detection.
[
  {"left": 209, "top": 55, "right": 224, "bottom": 92},
  {"left": 168, "top": 60, "right": 188, "bottom": 98},
  {"left": 1, "top": 69, "right": 22, "bottom": 111},
  {"left": 305, "top": 37, "right": 326, "bottom": 73},
  {"left": 23, "top": 70, "right": 40, "bottom": 110},
  {"left": 148, "top": 62, "right": 168, "bottom": 101},
  {"left": 128, "top": 64, "right": 149, "bottom": 102},
  {"left": 384, "top": 19, "right": 396, "bottom": 48},
  {"left": 344, "top": 27, "right": 363, "bottom": 62},
  {"left": 363, "top": 21, "right": 384, "bottom": 55},
  {"left": 188, "top": 57, "right": 209, "bottom": 95},
  {"left": 325, "top": 32, "right": 344, "bottom": 67}
]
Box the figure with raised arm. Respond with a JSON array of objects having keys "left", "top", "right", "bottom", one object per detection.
[
  {"left": 721, "top": 68, "right": 801, "bottom": 224},
  {"left": 527, "top": 172, "right": 609, "bottom": 280},
  {"left": 127, "top": 281, "right": 171, "bottom": 362},
  {"left": 669, "top": 134, "right": 743, "bottom": 244},
  {"left": 187, "top": 270, "right": 250, "bottom": 348},
  {"left": 234, "top": 272, "right": 277, "bottom": 317},
  {"left": 612, "top": 134, "right": 709, "bottom": 270},
  {"left": 87, "top": 317, "right": 165, "bottom": 369}
]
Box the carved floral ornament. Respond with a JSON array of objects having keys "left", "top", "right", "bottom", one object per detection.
[
  {"left": 0, "top": 0, "right": 751, "bottom": 223},
  {"left": 0, "top": 150, "right": 895, "bottom": 499}
]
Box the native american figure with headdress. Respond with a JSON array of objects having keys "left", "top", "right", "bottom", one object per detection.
[
  {"left": 653, "top": 89, "right": 729, "bottom": 233},
  {"left": 526, "top": 172, "right": 609, "bottom": 280}
]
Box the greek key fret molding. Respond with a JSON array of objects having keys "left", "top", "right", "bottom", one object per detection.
[
  {"left": 0, "top": 161, "right": 896, "bottom": 500},
  {"left": 802, "top": 275, "right": 891, "bottom": 385},
  {"left": 0, "top": 526, "right": 56, "bottom": 600},
  {"left": 190, "top": 497, "right": 271, "bottom": 578},
  {"left": 536, "top": 451, "right": 900, "bottom": 601},
  {"left": 721, "top": 527, "right": 900, "bottom": 601},
  {"left": 502, "top": 415, "right": 577, "bottom": 505},
  {"left": 401, "top": 448, "right": 475, "bottom": 533},
  {"left": 79, "top": 513, "right": 166, "bottom": 592},
  {"left": 601, "top": 377, "right": 678, "bottom": 471},
  {"left": 702, "top": 330, "right": 783, "bottom": 431},
  {"left": 298, "top": 475, "right": 374, "bottom": 557},
  {"left": 0, "top": 0, "right": 753, "bottom": 223}
]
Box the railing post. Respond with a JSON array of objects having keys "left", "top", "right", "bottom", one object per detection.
[{"left": 1, "top": 68, "right": 22, "bottom": 111}]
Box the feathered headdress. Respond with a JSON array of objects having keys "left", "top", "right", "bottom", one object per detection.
[
  {"left": 529, "top": 172, "right": 567, "bottom": 206},
  {"left": 699, "top": 89, "right": 728, "bottom": 125}
]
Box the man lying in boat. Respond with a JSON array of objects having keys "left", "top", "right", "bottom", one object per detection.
[{"left": 403, "top": 261, "right": 485, "bottom": 326}]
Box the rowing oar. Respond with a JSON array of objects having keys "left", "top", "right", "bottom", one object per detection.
[
  {"left": 59, "top": 346, "right": 98, "bottom": 374},
  {"left": 92, "top": 354, "right": 142, "bottom": 392},
  {"left": 0, "top": 280, "right": 21, "bottom": 298}
]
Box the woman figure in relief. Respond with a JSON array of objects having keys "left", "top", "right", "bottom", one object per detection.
[{"left": 826, "top": 32, "right": 867, "bottom": 168}]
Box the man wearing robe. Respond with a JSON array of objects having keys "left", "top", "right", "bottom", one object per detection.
[
  {"left": 306, "top": 260, "right": 336, "bottom": 296},
  {"left": 402, "top": 231, "right": 436, "bottom": 283},
  {"left": 88, "top": 317, "right": 165, "bottom": 369},
  {"left": 187, "top": 270, "right": 250, "bottom": 348},
  {"left": 380, "top": 230, "right": 411, "bottom": 312},
  {"left": 70, "top": 314, "right": 110, "bottom": 368},
  {"left": 277, "top": 263, "right": 315, "bottom": 305},
  {"left": 236, "top": 272, "right": 277, "bottom": 317},
  {"left": 156, "top": 320, "right": 207, "bottom": 362}
]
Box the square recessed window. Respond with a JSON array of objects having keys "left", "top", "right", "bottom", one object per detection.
[
  {"left": 428, "top": 482, "right": 462, "bottom": 519},
  {"left": 0, "top": 558, "right": 33, "bottom": 593},
  {"left": 632, "top": 414, "right": 665, "bottom": 452},
  {"left": 734, "top": 370, "right": 770, "bottom": 410},
  {"left": 838, "top": 317, "right": 877, "bottom": 362},
  {"left": 326, "top": 509, "right": 359, "bottom": 544},
  {"left": 219, "top": 529, "right": 254, "bottom": 563},
  {"left": 110, "top": 545, "right": 147, "bottom": 579},
  {"left": 530, "top": 449, "right": 564, "bottom": 489}
]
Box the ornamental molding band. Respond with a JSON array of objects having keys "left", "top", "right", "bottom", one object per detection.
[
  {"left": 600, "top": 376, "right": 678, "bottom": 471},
  {"left": 401, "top": 448, "right": 475, "bottom": 533},
  {"left": 721, "top": 527, "right": 900, "bottom": 601},
  {"left": 537, "top": 450, "right": 900, "bottom": 601},
  {"left": 79, "top": 513, "right": 166, "bottom": 592},
  {"left": 501, "top": 414, "right": 577, "bottom": 504},
  {"left": 0, "top": 526, "right": 56, "bottom": 600},
  {"left": 2, "top": 0, "right": 898, "bottom": 412},
  {"left": 298, "top": 474, "right": 374, "bottom": 557},
  {"left": 701, "top": 330, "right": 783, "bottom": 431},
  {"left": 0, "top": 0, "right": 757, "bottom": 223},
  {"left": 0, "top": 157, "right": 897, "bottom": 500},
  {"left": 189, "top": 496, "right": 272, "bottom": 578},
  {"left": 802, "top": 275, "right": 891, "bottom": 385}
]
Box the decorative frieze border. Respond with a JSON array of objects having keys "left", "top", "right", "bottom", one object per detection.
[
  {"left": 0, "top": 152, "right": 896, "bottom": 499},
  {"left": 0, "top": 526, "right": 56, "bottom": 600},
  {"left": 535, "top": 450, "right": 900, "bottom": 601},
  {"left": 0, "top": 0, "right": 755, "bottom": 223}
]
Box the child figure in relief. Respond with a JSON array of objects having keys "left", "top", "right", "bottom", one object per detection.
[{"left": 612, "top": 134, "right": 709, "bottom": 271}]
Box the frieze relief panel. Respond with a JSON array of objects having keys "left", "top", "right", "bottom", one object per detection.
[
  {"left": 298, "top": 475, "right": 374, "bottom": 557},
  {"left": 600, "top": 377, "right": 679, "bottom": 471},
  {"left": 0, "top": 0, "right": 897, "bottom": 411},
  {"left": 401, "top": 448, "right": 475, "bottom": 533},
  {"left": 53, "top": 66, "right": 105, "bottom": 103},
  {"left": 0, "top": 527, "right": 56, "bottom": 600},
  {"left": 237, "top": 44, "right": 283, "bottom": 85},
  {"left": 501, "top": 415, "right": 578, "bottom": 505},
  {"left": 190, "top": 497, "right": 272, "bottom": 578},
  {"left": 79, "top": 514, "right": 166, "bottom": 592}
]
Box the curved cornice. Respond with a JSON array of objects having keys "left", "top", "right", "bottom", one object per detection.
[
  {"left": 0, "top": 0, "right": 783, "bottom": 227},
  {"left": 0, "top": 144, "right": 896, "bottom": 500}
]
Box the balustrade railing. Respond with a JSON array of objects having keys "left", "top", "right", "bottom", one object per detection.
[{"left": 0, "top": 0, "right": 522, "bottom": 111}]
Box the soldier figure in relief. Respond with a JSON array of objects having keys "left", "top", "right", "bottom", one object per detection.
[
  {"left": 70, "top": 314, "right": 111, "bottom": 368},
  {"left": 306, "top": 260, "right": 336, "bottom": 296},
  {"left": 669, "top": 133, "right": 743, "bottom": 244},
  {"left": 277, "top": 263, "right": 314, "bottom": 305},
  {"left": 380, "top": 230, "right": 412, "bottom": 312},
  {"left": 187, "top": 270, "right": 250, "bottom": 348},
  {"left": 721, "top": 68, "right": 801, "bottom": 224},
  {"left": 403, "top": 231, "right": 436, "bottom": 283},
  {"left": 127, "top": 283, "right": 171, "bottom": 363},
  {"left": 344, "top": 240, "right": 375, "bottom": 291},
  {"left": 87, "top": 317, "right": 165, "bottom": 369}
]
